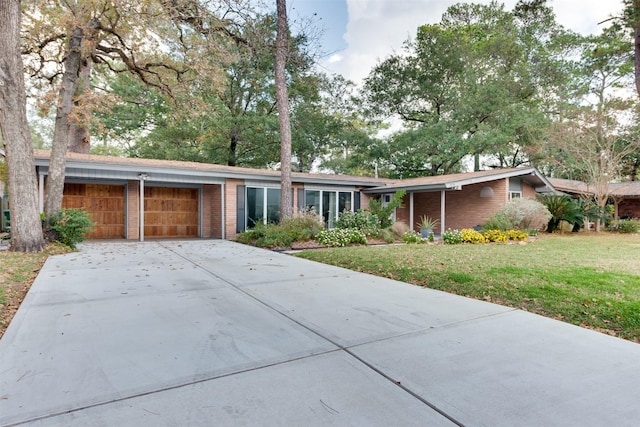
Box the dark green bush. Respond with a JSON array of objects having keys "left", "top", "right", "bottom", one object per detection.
[
  {"left": 335, "top": 209, "right": 380, "bottom": 236},
  {"left": 236, "top": 210, "right": 323, "bottom": 248},
  {"left": 46, "top": 208, "right": 95, "bottom": 249},
  {"left": 608, "top": 219, "right": 639, "bottom": 234}
]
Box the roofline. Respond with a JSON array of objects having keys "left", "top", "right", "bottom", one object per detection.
[{"left": 33, "top": 150, "right": 388, "bottom": 188}]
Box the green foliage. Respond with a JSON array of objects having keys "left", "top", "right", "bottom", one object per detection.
[
  {"left": 335, "top": 209, "right": 380, "bottom": 236},
  {"left": 482, "top": 229, "right": 508, "bottom": 243},
  {"left": 401, "top": 230, "right": 426, "bottom": 244},
  {"left": 608, "top": 219, "right": 640, "bottom": 233},
  {"left": 236, "top": 211, "right": 323, "bottom": 248},
  {"left": 536, "top": 194, "right": 583, "bottom": 232},
  {"left": 417, "top": 215, "right": 439, "bottom": 231},
  {"left": 46, "top": 208, "right": 94, "bottom": 249},
  {"left": 316, "top": 228, "right": 367, "bottom": 247},
  {"left": 481, "top": 213, "right": 514, "bottom": 231},
  {"left": 443, "top": 228, "right": 463, "bottom": 244},
  {"left": 461, "top": 228, "right": 486, "bottom": 243},
  {"left": 368, "top": 190, "right": 407, "bottom": 228}
]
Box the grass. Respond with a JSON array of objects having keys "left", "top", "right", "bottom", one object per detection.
[
  {"left": 295, "top": 234, "right": 640, "bottom": 342},
  {"left": 0, "top": 242, "right": 71, "bottom": 338}
]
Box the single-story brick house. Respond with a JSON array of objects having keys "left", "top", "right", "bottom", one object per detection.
[
  {"left": 548, "top": 178, "right": 640, "bottom": 220},
  {"left": 32, "top": 150, "right": 555, "bottom": 240}
]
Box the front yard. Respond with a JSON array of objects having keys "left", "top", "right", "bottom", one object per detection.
[{"left": 295, "top": 234, "right": 640, "bottom": 342}]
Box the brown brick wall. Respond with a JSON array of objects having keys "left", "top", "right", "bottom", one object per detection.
[
  {"left": 411, "top": 179, "right": 510, "bottom": 231},
  {"left": 210, "top": 184, "right": 223, "bottom": 238},
  {"left": 619, "top": 198, "right": 640, "bottom": 219},
  {"left": 201, "top": 185, "right": 214, "bottom": 238},
  {"left": 127, "top": 180, "right": 139, "bottom": 239},
  {"left": 225, "top": 179, "right": 244, "bottom": 239},
  {"left": 522, "top": 182, "right": 537, "bottom": 199}
]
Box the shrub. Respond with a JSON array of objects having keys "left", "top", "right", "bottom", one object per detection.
[
  {"left": 484, "top": 199, "right": 551, "bottom": 232},
  {"left": 236, "top": 210, "right": 323, "bottom": 248},
  {"left": 461, "top": 228, "right": 486, "bottom": 243},
  {"left": 336, "top": 209, "right": 380, "bottom": 236},
  {"left": 608, "top": 219, "right": 639, "bottom": 234},
  {"left": 46, "top": 208, "right": 95, "bottom": 249},
  {"left": 443, "top": 228, "right": 463, "bottom": 244},
  {"left": 368, "top": 190, "right": 407, "bottom": 228},
  {"left": 390, "top": 221, "right": 410, "bottom": 238},
  {"left": 506, "top": 229, "right": 529, "bottom": 241},
  {"left": 316, "top": 228, "right": 367, "bottom": 247},
  {"left": 482, "top": 213, "right": 513, "bottom": 231},
  {"left": 482, "top": 229, "right": 508, "bottom": 243},
  {"left": 537, "top": 194, "right": 583, "bottom": 233},
  {"left": 402, "top": 230, "right": 426, "bottom": 244}
]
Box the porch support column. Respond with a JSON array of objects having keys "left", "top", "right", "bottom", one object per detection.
[
  {"left": 221, "top": 183, "right": 226, "bottom": 239},
  {"left": 440, "top": 190, "right": 446, "bottom": 235},
  {"left": 139, "top": 179, "right": 145, "bottom": 242},
  {"left": 38, "top": 172, "right": 45, "bottom": 214},
  {"left": 409, "top": 192, "right": 414, "bottom": 231},
  {"left": 138, "top": 173, "right": 148, "bottom": 242}
]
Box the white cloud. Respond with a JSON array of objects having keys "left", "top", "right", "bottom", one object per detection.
[
  {"left": 325, "top": 0, "right": 625, "bottom": 85},
  {"left": 328, "top": 53, "right": 343, "bottom": 64}
]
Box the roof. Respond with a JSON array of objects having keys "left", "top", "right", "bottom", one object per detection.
[
  {"left": 33, "top": 150, "right": 391, "bottom": 188},
  {"left": 548, "top": 178, "right": 640, "bottom": 198},
  {"left": 365, "top": 167, "right": 555, "bottom": 194},
  {"left": 32, "top": 150, "right": 556, "bottom": 194}
]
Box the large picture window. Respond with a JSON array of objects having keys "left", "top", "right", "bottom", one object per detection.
[
  {"left": 304, "top": 190, "right": 352, "bottom": 227},
  {"left": 246, "top": 187, "right": 280, "bottom": 227}
]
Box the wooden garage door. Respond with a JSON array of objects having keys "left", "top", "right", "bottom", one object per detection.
[
  {"left": 62, "top": 183, "right": 125, "bottom": 239},
  {"left": 144, "top": 187, "right": 199, "bottom": 238}
]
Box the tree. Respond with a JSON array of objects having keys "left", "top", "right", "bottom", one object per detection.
[
  {"left": 363, "top": 2, "right": 567, "bottom": 177},
  {"left": 275, "top": 0, "right": 292, "bottom": 220},
  {"left": 0, "top": 0, "right": 45, "bottom": 252}
]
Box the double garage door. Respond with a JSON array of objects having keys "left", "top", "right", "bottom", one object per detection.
[{"left": 62, "top": 183, "right": 199, "bottom": 239}]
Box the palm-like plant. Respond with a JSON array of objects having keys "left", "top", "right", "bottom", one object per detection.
[{"left": 536, "top": 194, "right": 583, "bottom": 233}]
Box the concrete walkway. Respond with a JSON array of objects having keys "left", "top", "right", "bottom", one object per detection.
[{"left": 1, "top": 240, "right": 639, "bottom": 426}]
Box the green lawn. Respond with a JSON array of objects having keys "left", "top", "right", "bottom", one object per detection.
[{"left": 295, "top": 234, "right": 640, "bottom": 342}]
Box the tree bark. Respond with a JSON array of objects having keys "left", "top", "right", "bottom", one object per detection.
[
  {"left": 634, "top": 0, "right": 640, "bottom": 98},
  {"left": 45, "top": 26, "right": 84, "bottom": 216},
  {"left": 68, "top": 59, "right": 92, "bottom": 154},
  {"left": 0, "top": 0, "right": 45, "bottom": 252},
  {"left": 275, "top": 0, "right": 293, "bottom": 220}
]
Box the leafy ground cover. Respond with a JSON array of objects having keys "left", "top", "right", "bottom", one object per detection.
[
  {"left": 295, "top": 234, "right": 640, "bottom": 342},
  {"left": 0, "top": 243, "right": 70, "bottom": 338}
]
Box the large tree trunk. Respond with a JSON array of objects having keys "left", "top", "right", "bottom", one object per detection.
[
  {"left": 45, "top": 26, "right": 84, "bottom": 216},
  {"left": 68, "top": 59, "right": 92, "bottom": 154},
  {"left": 275, "top": 0, "right": 293, "bottom": 220},
  {"left": 635, "top": 0, "right": 640, "bottom": 98},
  {"left": 0, "top": 0, "right": 45, "bottom": 252}
]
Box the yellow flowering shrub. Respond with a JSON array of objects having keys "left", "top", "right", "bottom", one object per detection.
[
  {"left": 461, "top": 228, "right": 486, "bottom": 243},
  {"left": 482, "top": 229, "right": 508, "bottom": 242},
  {"left": 506, "top": 229, "right": 529, "bottom": 241}
]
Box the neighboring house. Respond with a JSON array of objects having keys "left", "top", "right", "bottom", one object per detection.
[
  {"left": 548, "top": 178, "right": 640, "bottom": 220},
  {"left": 33, "top": 150, "right": 554, "bottom": 241}
]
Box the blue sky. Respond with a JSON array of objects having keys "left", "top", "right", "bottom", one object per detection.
[{"left": 287, "top": 0, "right": 626, "bottom": 85}]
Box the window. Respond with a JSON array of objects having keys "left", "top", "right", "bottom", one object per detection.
[
  {"left": 246, "top": 187, "right": 280, "bottom": 227},
  {"left": 304, "top": 190, "right": 353, "bottom": 227},
  {"left": 509, "top": 191, "right": 522, "bottom": 200}
]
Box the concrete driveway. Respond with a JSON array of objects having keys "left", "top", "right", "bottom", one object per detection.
[{"left": 1, "top": 240, "right": 639, "bottom": 426}]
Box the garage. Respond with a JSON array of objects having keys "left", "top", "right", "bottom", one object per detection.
[
  {"left": 62, "top": 183, "right": 126, "bottom": 239},
  {"left": 144, "top": 186, "right": 199, "bottom": 238}
]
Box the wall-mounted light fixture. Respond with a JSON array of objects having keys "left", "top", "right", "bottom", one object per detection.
[
  {"left": 138, "top": 172, "right": 149, "bottom": 180},
  {"left": 480, "top": 186, "right": 494, "bottom": 198}
]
